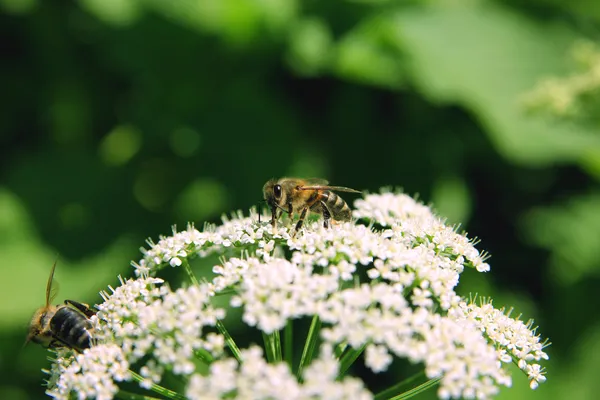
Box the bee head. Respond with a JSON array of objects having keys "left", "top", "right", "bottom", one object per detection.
[
  {"left": 25, "top": 308, "right": 55, "bottom": 348},
  {"left": 263, "top": 179, "right": 284, "bottom": 209}
]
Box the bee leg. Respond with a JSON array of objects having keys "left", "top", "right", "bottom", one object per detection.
[
  {"left": 293, "top": 206, "right": 310, "bottom": 238},
  {"left": 52, "top": 337, "right": 85, "bottom": 353},
  {"left": 49, "top": 337, "right": 77, "bottom": 350},
  {"left": 270, "top": 206, "right": 278, "bottom": 229},
  {"left": 65, "top": 300, "right": 95, "bottom": 318},
  {"left": 321, "top": 201, "right": 331, "bottom": 229}
]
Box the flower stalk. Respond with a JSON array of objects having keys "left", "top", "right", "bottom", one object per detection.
[
  {"left": 129, "top": 371, "right": 186, "bottom": 400},
  {"left": 337, "top": 343, "right": 366, "bottom": 378},
  {"left": 284, "top": 320, "right": 294, "bottom": 369},
  {"left": 296, "top": 315, "right": 321, "bottom": 381}
]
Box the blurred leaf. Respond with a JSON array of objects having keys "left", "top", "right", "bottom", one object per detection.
[
  {"left": 430, "top": 175, "right": 471, "bottom": 226},
  {"left": 334, "top": 15, "right": 407, "bottom": 88},
  {"left": 0, "top": 0, "right": 36, "bottom": 14},
  {"left": 522, "top": 192, "right": 600, "bottom": 284},
  {"left": 175, "top": 178, "right": 229, "bottom": 222},
  {"left": 392, "top": 2, "right": 600, "bottom": 165},
  {"left": 78, "top": 0, "right": 141, "bottom": 26},
  {"left": 169, "top": 126, "right": 202, "bottom": 158},
  {"left": 99, "top": 124, "right": 142, "bottom": 166},
  {"left": 145, "top": 0, "right": 298, "bottom": 45},
  {"left": 521, "top": 0, "right": 600, "bottom": 23},
  {"left": 581, "top": 147, "right": 600, "bottom": 181},
  {"left": 286, "top": 18, "right": 332, "bottom": 76}
]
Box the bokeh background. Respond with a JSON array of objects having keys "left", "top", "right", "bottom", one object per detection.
[{"left": 2, "top": 0, "right": 600, "bottom": 399}]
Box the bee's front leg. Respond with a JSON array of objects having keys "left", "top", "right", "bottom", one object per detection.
[
  {"left": 270, "top": 206, "right": 278, "bottom": 228},
  {"left": 269, "top": 206, "right": 280, "bottom": 234}
]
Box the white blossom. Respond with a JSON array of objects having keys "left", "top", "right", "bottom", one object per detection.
[
  {"left": 43, "top": 191, "right": 549, "bottom": 400},
  {"left": 45, "top": 344, "right": 130, "bottom": 400},
  {"left": 94, "top": 276, "right": 225, "bottom": 382},
  {"left": 186, "top": 345, "right": 372, "bottom": 400},
  {"left": 217, "top": 257, "right": 339, "bottom": 333},
  {"left": 451, "top": 300, "right": 550, "bottom": 391}
]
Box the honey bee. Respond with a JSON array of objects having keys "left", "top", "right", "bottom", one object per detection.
[
  {"left": 263, "top": 177, "right": 361, "bottom": 237},
  {"left": 26, "top": 261, "right": 95, "bottom": 352}
]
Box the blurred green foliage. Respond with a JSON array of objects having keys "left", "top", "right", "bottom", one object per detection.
[{"left": 1, "top": 0, "right": 599, "bottom": 398}]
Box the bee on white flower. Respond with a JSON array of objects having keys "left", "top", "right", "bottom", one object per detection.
[{"left": 41, "top": 191, "right": 549, "bottom": 400}]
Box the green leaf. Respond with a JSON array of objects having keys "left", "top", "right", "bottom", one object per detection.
[
  {"left": 392, "top": 2, "right": 600, "bottom": 165},
  {"left": 521, "top": 192, "right": 600, "bottom": 284}
]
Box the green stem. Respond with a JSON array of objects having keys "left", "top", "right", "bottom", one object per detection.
[
  {"left": 181, "top": 259, "right": 200, "bottom": 286},
  {"left": 213, "top": 288, "right": 236, "bottom": 297},
  {"left": 115, "top": 390, "right": 161, "bottom": 400},
  {"left": 129, "top": 371, "right": 186, "bottom": 400},
  {"left": 337, "top": 343, "right": 366, "bottom": 378},
  {"left": 334, "top": 342, "right": 347, "bottom": 358},
  {"left": 296, "top": 315, "right": 321, "bottom": 381},
  {"left": 262, "top": 331, "right": 282, "bottom": 363},
  {"left": 273, "top": 329, "right": 282, "bottom": 362},
  {"left": 373, "top": 371, "right": 439, "bottom": 400},
  {"left": 284, "top": 320, "right": 293, "bottom": 369},
  {"left": 215, "top": 320, "right": 243, "bottom": 363},
  {"left": 389, "top": 378, "right": 440, "bottom": 400},
  {"left": 182, "top": 258, "right": 241, "bottom": 364},
  {"left": 193, "top": 347, "right": 214, "bottom": 364}
]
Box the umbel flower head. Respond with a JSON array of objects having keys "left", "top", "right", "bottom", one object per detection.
[{"left": 43, "top": 190, "right": 549, "bottom": 400}]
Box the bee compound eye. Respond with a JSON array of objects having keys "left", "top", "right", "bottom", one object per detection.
[{"left": 274, "top": 184, "right": 282, "bottom": 199}]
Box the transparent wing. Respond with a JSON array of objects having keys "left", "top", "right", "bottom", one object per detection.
[
  {"left": 298, "top": 185, "right": 361, "bottom": 193},
  {"left": 45, "top": 260, "right": 59, "bottom": 307},
  {"left": 303, "top": 178, "right": 329, "bottom": 186}
]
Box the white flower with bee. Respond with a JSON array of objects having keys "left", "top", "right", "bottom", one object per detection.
[{"left": 34, "top": 189, "right": 549, "bottom": 400}]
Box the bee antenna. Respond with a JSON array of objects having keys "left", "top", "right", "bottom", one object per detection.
[{"left": 23, "top": 334, "right": 33, "bottom": 350}]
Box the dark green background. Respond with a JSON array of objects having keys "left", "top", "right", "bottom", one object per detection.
[{"left": 2, "top": 1, "right": 600, "bottom": 399}]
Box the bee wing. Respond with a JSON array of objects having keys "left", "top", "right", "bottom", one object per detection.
[
  {"left": 298, "top": 185, "right": 362, "bottom": 193},
  {"left": 46, "top": 260, "right": 60, "bottom": 307},
  {"left": 303, "top": 178, "right": 329, "bottom": 186}
]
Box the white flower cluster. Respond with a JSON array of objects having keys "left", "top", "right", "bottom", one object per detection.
[
  {"left": 94, "top": 276, "right": 225, "bottom": 385},
  {"left": 212, "top": 256, "right": 511, "bottom": 398},
  {"left": 42, "top": 191, "right": 549, "bottom": 400},
  {"left": 45, "top": 344, "right": 130, "bottom": 400},
  {"left": 452, "top": 300, "right": 550, "bottom": 390},
  {"left": 221, "top": 257, "right": 339, "bottom": 333},
  {"left": 135, "top": 210, "right": 280, "bottom": 276},
  {"left": 186, "top": 345, "right": 372, "bottom": 400},
  {"left": 354, "top": 192, "right": 491, "bottom": 272},
  {"left": 318, "top": 283, "right": 511, "bottom": 398}
]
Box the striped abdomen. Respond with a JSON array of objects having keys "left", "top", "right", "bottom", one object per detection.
[
  {"left": 320, "top": 191, "right": 352, "bottom": 221},
  {"left": 50, "top": 307, "right": 93, "bottom": 350}
]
